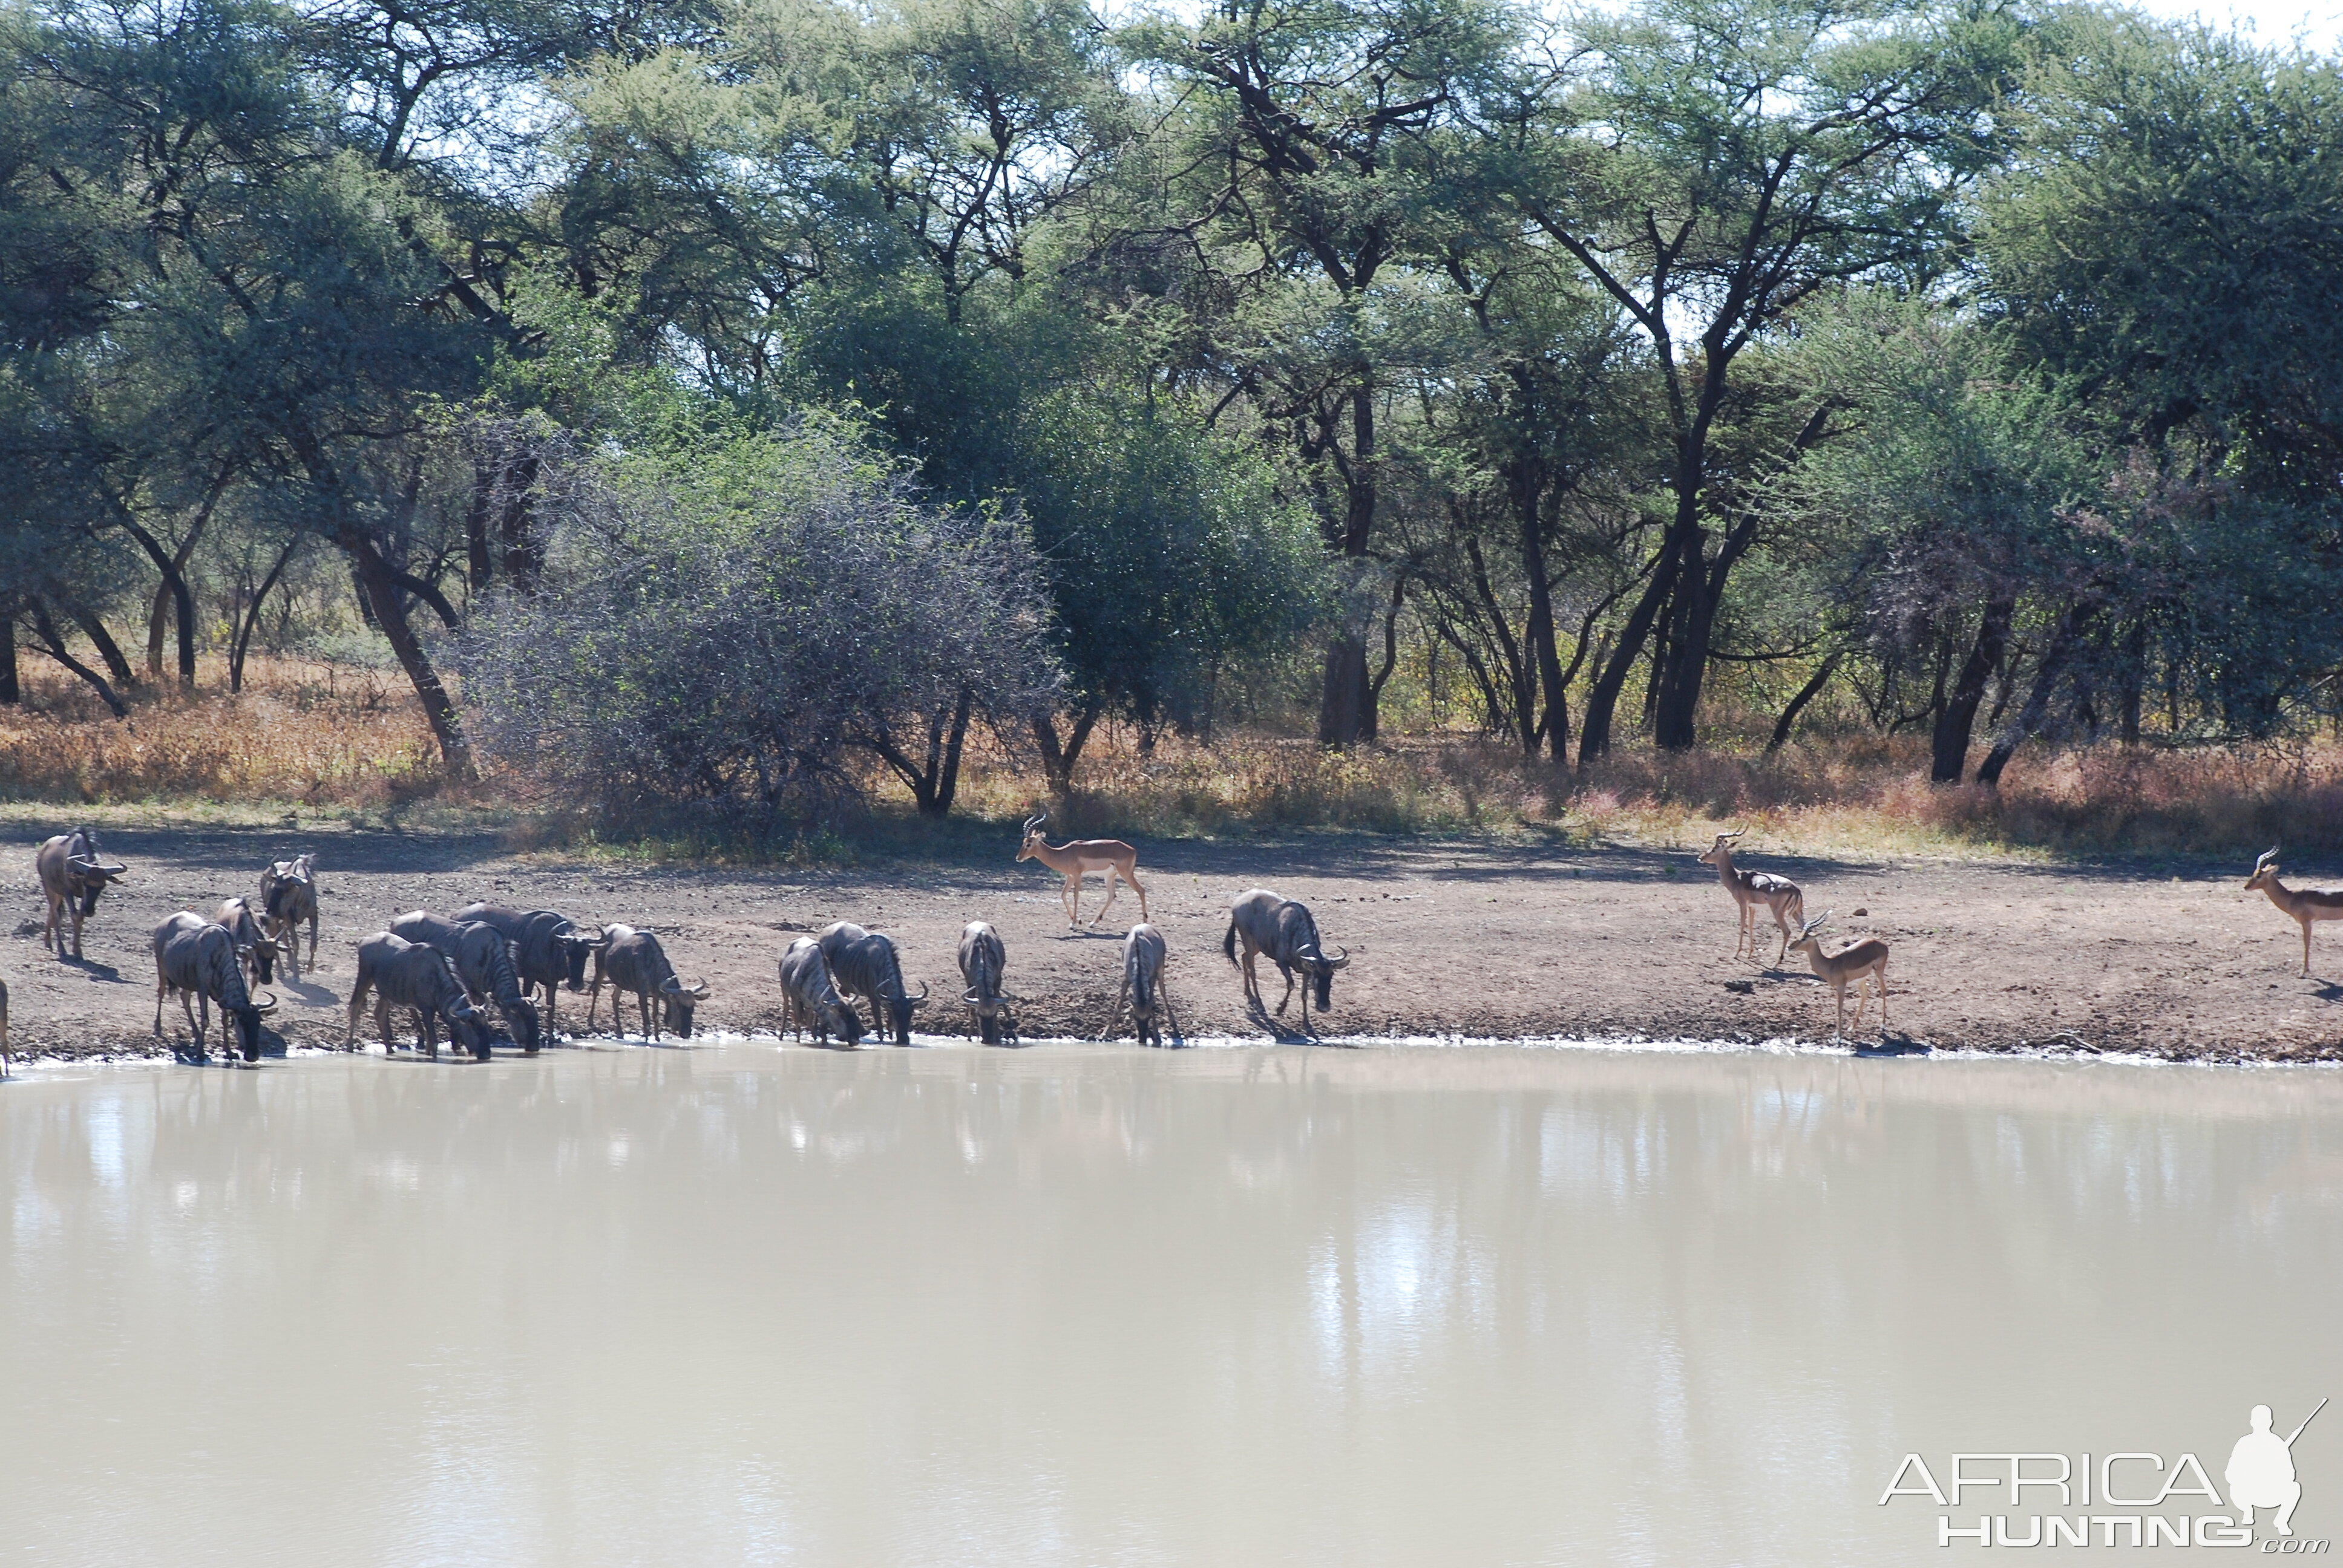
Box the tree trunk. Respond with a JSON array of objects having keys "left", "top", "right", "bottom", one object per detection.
[
  {"left": 919, "top": 686, "right": 975, "bottom": 817},
  {"left": 231, "top": 537, "right": 301, "bottom": 694},
  {"left": 1929, "top": 593, "right": 2014, "bottom": 783},
  {"left": 28, "top": 600, "right": 128, "bottom": 717},
  {"left": 0, "top": 602, "right": 18, "bottom": 704},
  {"left": 1512, "top": 474, "right": 1570, "bottom": 766},
  {"left": 1317, "top": 382, "right": 1377, "bottom": 746},
  {"left": 1319, "top": 636, "right": 1372, "bottom": 748},
  {"left": 1577, "top": 532, "right": 1683, "bottom": 764},
  {"left": 68, "top": 606, "right": 139, "bottom": 690},
  {"left": 465, "top": 465, "right": 495, "bottom": 589},
  {"left": 1765, "top": 650, "right": 1843, "bottom": 757},
  {"left": 499, "top": 454, "right": 543, "bottom": 592},
  {"left": 1976, "top": 606, "right": 2088, "bottom": 788},
  {"left": 1034, "top": 696, "right": 1104, "bottom": 795},
  {"left": 346, "top": 535, "right": 475, "bottom": 780},
  {"left": 113, "top": 512, "right": 197, "bottom": 686}
]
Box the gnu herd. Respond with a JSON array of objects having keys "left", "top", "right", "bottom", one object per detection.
[{"left": 5, "top": 814, "right": 2341, "bottom": 1073}]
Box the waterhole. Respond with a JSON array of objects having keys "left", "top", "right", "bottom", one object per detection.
[{"left": 4, "top": 1044, "right": 2339, "bottom": 1564}]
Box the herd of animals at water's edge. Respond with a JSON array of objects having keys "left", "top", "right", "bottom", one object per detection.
[{"left": 5, "top": 814, "right": 2343, "bottom": 1073}]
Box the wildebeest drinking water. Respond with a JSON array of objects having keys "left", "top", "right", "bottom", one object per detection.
[
  {"left": 778, "top": 937, "right": 863, "bottom": 1047},
  {"left": 257, "top": 854, "right": 320, "bottom": 980},
  {"left": 346, "top": 932, "right": 496, "bottom": 1060},
  {"left": 1106, "top": 923, "right": 1179, "bottom": 1048},
  {"left": 215, "top": 897, "right": 281, "bottom": 989},
  {"left": 388, "top": 910, "right": 543, "bottom": 1053},
  {"left": 586, "top": 925, "right": 709, "bottom": 1041},
  {"left": 152, "top": 912, "right": 278, "bottom": 1064},
  {"left": 957, "top": 921, "right": 1017, "bottom": 1045},
  {"left": 818, "top": 922, "right": 926, "bottom": 1045},
  {"left": 456, "top": 904, "right": 608, "bottom": 1039},
  {"left": 37, "top": 827, "right": 128, "bottom": 961},
  {"left": 1224, "top": 889, "right": 1349, "bottom": 1036}
]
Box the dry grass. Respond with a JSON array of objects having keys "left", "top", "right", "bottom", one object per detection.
[
  {"left": 0, "top": 658, "right": 442, "bottom": 809},
  {"left": 9, "top": 657, "right": 2342, "bottom": 864}
]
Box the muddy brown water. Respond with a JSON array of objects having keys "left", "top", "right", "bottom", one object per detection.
[{"left": 5, "top": 1041, "right": 2341, "bottom": 1565}]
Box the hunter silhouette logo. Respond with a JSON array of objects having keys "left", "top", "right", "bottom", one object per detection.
[
  {"left": 1880, "top": 1397, "right": 2330, "bottom": 1550},
  {"left": 2231, "top": 1400, "right": 2325, "bottom": 1538}
]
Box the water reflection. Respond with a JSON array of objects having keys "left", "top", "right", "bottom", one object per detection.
[{"left": 4, "top": 1047, "right": 2341, "bottom": 1565}]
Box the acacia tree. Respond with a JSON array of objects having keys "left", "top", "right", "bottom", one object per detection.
[
  {"left": 1498, "top": 0, "right": 2016, "bottom": 758},
  {"left": 1121, "top": 0, "right": 1521, "bottom": 745}
]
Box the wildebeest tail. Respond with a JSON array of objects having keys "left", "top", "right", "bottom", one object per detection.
[{"left": 1222, "top": 918, "right": 1238, "bottom": 966}]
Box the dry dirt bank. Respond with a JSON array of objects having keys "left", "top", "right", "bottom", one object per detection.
[{"left": 4, "top": 820, "right": 2339, "bottom": 1062}]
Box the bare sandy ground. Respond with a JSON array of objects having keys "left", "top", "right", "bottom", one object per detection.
[{"left": 4, "top": 820, "right": 2340, "bottom": 1062}]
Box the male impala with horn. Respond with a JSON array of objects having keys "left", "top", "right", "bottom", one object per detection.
[
  {"left": 1223, "top": 889, "right": 1348, "bottom": 1035},
  {"left": 37, "top": 826, "right": 128, "bottom": 961},
  {"left": 2245, "top": 846, "right": 2343, "bottom": 978},
  {"left": 1015, "top": 812, "right": 1148, "bottom": 930}
]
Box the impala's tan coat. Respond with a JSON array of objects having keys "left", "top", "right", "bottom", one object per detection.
[
  {"left": 1788, "top": 912, "right": 1891, "bottom": 1040},
  {"left": 1016, "top": 814, "right": 1147, "bottom": 928},
  {"left": 2245, "top": 848, "right": 2343, "bottom": 977},
  {"left": 1697, "top": 830, "right": 1806, "bottom": 964}
]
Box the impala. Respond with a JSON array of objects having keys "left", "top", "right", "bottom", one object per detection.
[
  {"left": 1697, "top": 829, "right": 1806, "bottom": 965},
  {"left": 1015, "top": 812, "right": 1148, "bottom": 929},
  {"left": 1786, "top": 912, "right": 1890, "bottom": 1042},
  {"left": 2245, "top": 848, "right": 2343, "bottom": 978}
]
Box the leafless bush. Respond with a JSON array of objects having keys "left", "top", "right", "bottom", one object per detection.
[{"left": 456, "top": 419, "right": 1063, "bottom": 820}]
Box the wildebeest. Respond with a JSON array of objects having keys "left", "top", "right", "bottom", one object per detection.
[
  {"left": 346, "top": 932, "right": 496, "bottom": 1060},
  {"left": 388, "top": 910, "right": 543, "bottom": 1054},
  {"left": 957, "top": 921, "right": 1017, "bottom": 1045},
  {"left": 818, "top": 921, "right": 926, "bottom": 1045},
  {"left": 586, "top": 924, "right": 708, "bottom": 1041},
  {"left": 257, "top": 854, "right": 320, "bottom": 979},
  {"left": 215, "top": 897, "right": 281, "bottom": 989},
  {"left": 779, "top": 937, "right": 863, "bottom": 1047},
  {"left": 1106, "top": 923, "right": 1179, "bottom": 1048},
  {"left": 1223, "top": 889, "right": 1349, "bottom": 1035},
  {"left": 152, "top": 912, "right": 278, "bottom": 1064},
  {"left": 456, "top": 904, "right": 608, "bottom": 1039},
  {"left": 37, "top": 826, "right": 128, "bottom": 961}
]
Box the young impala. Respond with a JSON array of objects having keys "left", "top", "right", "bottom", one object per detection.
[
  {"left": 2245, "top": 847, "right": 2343, "bottom": 978},
  {"left": 1698, "top": 829, "right": 1806, "bottom": 965},
  {"left": 1788, "top": 912, "right": 1891, "bottom": 1042},
  {"left": 1015, "top": 812, "right": 1149, "bottom": 929}
]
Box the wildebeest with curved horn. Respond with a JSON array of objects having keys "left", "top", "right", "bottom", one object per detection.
[
  {"left": 388, "top": 910, "right": 543, "bottom": 1054},
  {"left": 38, "top": 826, "right": 128, "bottom": 961},
  {"left": 1223, "top": 889, "right": 1350, "bottom": 1036},
  {"left": 456, "top": 904, "right": 609, "bottom": 1040},
  {"left": 779, "top": 937, "right": 863, "bottom": 1047},
  {"left": 818, "top": 921, "right": 927, "bottom": 1045},
  {"left": 257, "top": 854, "right": 320, "bottom": 979},
  {"left": 152, "top": 912, "right": 278, "bottom": 1064},
  {"left": 346, "top": 932, "right": 496, "bottom": 1060},
  {"left": 215, "top": 897, "right": 281, "bottom": 990},
  {"left": 586, "top": 924, "right": 708, "bottom": 1041},
  {"left": 957, "top": 921, "right": 1017, "bottom": 1045},
  {"left": 1106, "top": 922, "right": 1179, "bottom": 1048}
]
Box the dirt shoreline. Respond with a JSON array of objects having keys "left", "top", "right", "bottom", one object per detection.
[{"left": 6, "top": 821, "right": 2341, "bottom": 1065}]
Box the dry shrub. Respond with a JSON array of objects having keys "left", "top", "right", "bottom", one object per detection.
[
  {"left": 1574, "top": 735, "right": 2343, "bottom": 858},
  {"left": 0, "top": 658, "right": 441, "bottom": 807},
  {"left": 950, "top": 728, "right": 1487, "bottom": 837}
]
